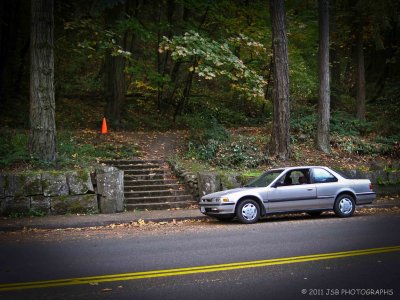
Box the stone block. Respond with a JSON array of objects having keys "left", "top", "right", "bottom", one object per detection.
[
  {"left": 24, "top": 173, "right": 42, "bottom": 195},
  {"left": 184, "top": 173, "right": 197, "bottom": 183},
  {"left": 356, "top": 170, "right": 371, "bottom": 180},
  {"left": 51, "top": 194, "right": 98, "bottom": 215},
  {"left": 1, "top": 196, "right": 30, "bottom": 215},
  {"left": 221, "top": 173, "right": 241, "bottom": 190},
  {"left": 96, "top": 167, "right": 124, "bottom": 213},
  {"left": 42, "top": 172, "right": 69, "bottom": 196},
  {"left": 2, "top": 174, "right": 19, "bottom": 196},
  {"left": 388, "top": 171, "right": 400, "bottom": 184},
  {"left": 30, "top": 196, "right": 51, "bottom": 214},
  {"left": 66, "top": 170, "right": 95, "bottom": 195},
  {"left": 98, "top": 195, "right": 116, "bottom": 214},
  {"left": 197, "top": 172, "right": 221, "bottom": 197},
  {"left": 3, "top": 173, "right": 41, "bottom": 197}
]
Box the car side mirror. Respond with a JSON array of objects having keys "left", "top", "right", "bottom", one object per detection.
[{"left": 273, "top": 182, "right": 282, "bottom": 188}]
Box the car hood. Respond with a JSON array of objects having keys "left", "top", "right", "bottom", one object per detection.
[{"left": 202, "top": 188, "right": 248, "bottom": 199}]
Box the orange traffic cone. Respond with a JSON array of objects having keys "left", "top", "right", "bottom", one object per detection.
[{"left": 101, "top": 117, "right": 108, "bottom": 134}]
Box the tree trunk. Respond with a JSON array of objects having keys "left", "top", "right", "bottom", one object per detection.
[
  {"left": 29, "top": 0, "right": 56, "bottom": 162},
  {"left": 316, "top": 0, "right": 330, "bottom": 154},
  {"left": 330, "top": 46, "right": 341, "bottom": 109},
  {"left": 269, "top": 0, "right": 291, "bottom": 160},
  {"left": 104, "top": 3, "right": 126, "bottom": 127},
  {"left": 105, "top": 52, "right": 126, "bottom": 126},
  {"left": 355, "top": 19, "right": 366, "bottom": 121}
]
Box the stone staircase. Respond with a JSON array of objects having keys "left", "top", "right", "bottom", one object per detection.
[{"left": 101, "top": 159, "right": 196, "bottom": 211}]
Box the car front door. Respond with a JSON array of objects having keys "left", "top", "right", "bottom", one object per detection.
[{"left": 267, "top": 169, "right": 317, "bottom": 212}]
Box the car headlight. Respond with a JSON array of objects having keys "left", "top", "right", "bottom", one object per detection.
[{"left": 216, "top": 197, "right": 230, "bottom": 203}]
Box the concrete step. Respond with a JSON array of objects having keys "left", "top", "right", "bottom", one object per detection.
[
  {"left": 124, "top": 184, "right": 182, "bottom": 192},
  {"left": 102, "top": 159, "right": 194, "bottom": 211},
  {"left": 125, "top": 195, "right": 194, "bottom": 205},
  {"left": 123, "top": 169, "right": 167, "bottom": 176},
  {"left": 124, "top": 174, "right": 175, "bottom": 181},
  {"left": 101, "top": 159, "right": 164, "bottom": 165},
  {"left": 116, "top": 164, "right": 161, "bottom": 171},
  {"left": 124, "top": 179, "right": 179, "bottom": 186},
  {"left": 125, "top": 190, "right": 187, "bottom": 198},
  {"left": 125, "top": 201, "right": 197, "bottom": 211}
]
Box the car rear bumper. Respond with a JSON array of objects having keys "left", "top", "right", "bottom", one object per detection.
[{"left": 356, "top": 192, "right": 376, "bottom": 205}]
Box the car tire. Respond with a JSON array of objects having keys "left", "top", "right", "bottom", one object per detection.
[
  {"left": 236, "top": 199, "right": 260, "bottom": 224},
  {"left": 334, "top": 194, "right": 355, "bottom": 218}
]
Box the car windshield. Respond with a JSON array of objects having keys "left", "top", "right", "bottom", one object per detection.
[{"left": 245, "top": 169, "right": 284, "bottom": 187}]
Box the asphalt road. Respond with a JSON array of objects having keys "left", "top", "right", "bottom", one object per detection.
[{"left": 0, "top": 213, "right": 399, "bottom": 300}]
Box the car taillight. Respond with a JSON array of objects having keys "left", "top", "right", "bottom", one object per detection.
[{"left": 370, "top": 183, "right": 373, "bottom": 190}]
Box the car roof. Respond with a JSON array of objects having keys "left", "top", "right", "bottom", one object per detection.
[{"left": 269, "top": 166, "right": 330, "bottom": 172}]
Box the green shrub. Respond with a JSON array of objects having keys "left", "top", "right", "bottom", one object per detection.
[
  {"left": 215, "top": 139, "right": 264, "bottom": 169},
  {"left": 0, "top": 130, "right": 29, "bottom": 167},
  {"left": 291, "top": 113, "right": 316, "bottom": 136},
  {"left": 332, "top": 134, "right": 395, "bottom": 156},
  {"left": 187, "top": 134, "right": 266, "bottom": 169},
  {"left": 330, "top": 111, "right": 372, "bottom": 136},
  {"left": 291, "top": 110, "right": 373, "bottom": 137},
  {"left": 186, "top": 113, "right": 229, "bottom": 146}
]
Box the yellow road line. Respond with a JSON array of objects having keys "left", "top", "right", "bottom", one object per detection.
[{"left": 1, "top": 245, "right": 399, "bottom": 292}]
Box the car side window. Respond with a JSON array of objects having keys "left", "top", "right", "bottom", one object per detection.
[
  {"left": 289, "top": 170, "right": 309, "bottom": 185},
  {"left": 312, "top": 168, "right": 338, "bottom": 183},
  {"left": 275, "top": 169, "right": 310, "bottom": 186}
]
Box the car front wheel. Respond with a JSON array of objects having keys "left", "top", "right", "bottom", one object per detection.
[
  {"left": 334, "top": 194, "right": 355, "bottom": 217},
  {"left": 236, "top": 199, "right": 260, "bottom": 224}
]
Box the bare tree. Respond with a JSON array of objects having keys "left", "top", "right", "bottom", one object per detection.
[
  {"left": 316, "top": 0, "right": 330, "bottom": 153},
  {"left": 269, "top": 0, "right": 290, "bottom": 159},
  {"left": 29, "top": 0, "right": 56, "bottom": 162}
]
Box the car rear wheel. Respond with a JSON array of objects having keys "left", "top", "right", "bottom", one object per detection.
[
  {"left": 236, "top": 199, "right": 260, "bottom": 224},
  {"left": 334, "top": 194, "right": 355, "bottom": 217}
]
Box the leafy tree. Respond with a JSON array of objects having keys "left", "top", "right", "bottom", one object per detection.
[
  {"left": 29, "top": 0, "right": 56, "bottom": 162},
  {"left": 160, "top": 31, "right": 265, "bottom": 98}
]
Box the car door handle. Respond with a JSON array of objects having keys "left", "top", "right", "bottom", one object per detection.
[{"left": 307, "top": 188, "right": 314, "bottom": 191}]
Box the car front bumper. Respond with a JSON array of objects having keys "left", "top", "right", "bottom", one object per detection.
[{"left": 199, "top": 203, "right": 236, "bottom": 215}]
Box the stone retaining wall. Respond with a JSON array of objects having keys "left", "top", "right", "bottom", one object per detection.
[{"left": 0, "top": 166, "right": 124, "bottom": 216}]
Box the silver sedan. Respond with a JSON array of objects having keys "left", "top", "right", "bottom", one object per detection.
[{"left": 199, "top": 166, "right": 376, "bottom": 224}]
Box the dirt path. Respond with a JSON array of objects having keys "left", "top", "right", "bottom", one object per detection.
[{"left": 118, "top": 130, "right": 188, "bottom": 159}]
